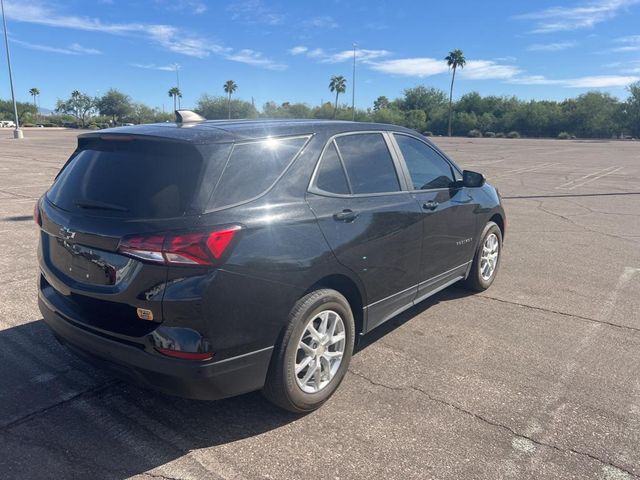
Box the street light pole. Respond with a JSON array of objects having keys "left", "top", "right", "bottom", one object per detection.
[
  {"left": 351, "top": 43, "right": 357, "bottom": 122},
  {"left": 175, "top": 64, "right": 181, "bottom": 109},
  {"left": 1, "top": 0, "right": 23, "bottom": 138}
]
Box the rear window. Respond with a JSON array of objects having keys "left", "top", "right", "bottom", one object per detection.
[
  {"left": 208, "top": 136, "right": 309, "bottom": 209},
  {"left": 47, "top": 135, "right": 308, "bottom": 218},
  {"left": 47, "top": 139, "right": 230, "bottom": 219}
]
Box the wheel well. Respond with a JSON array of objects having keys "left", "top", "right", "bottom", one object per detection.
[
  {"left": 489, "top": 213, "right": 505, "bottom": 240},
  {"left": 306, "top": 275, "right": 364, "bottom": 335}
]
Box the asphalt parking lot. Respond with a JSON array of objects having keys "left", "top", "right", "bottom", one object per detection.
[{"left": 1, "top": 128, "right": 639, "bottom": 479}]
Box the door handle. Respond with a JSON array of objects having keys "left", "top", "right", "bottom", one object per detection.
[
  {"left": 422, "top": 201, "right": 439, "bottom": 211},
  {"left": 333, "top": 209, "right": 358, "bottom": 222}
]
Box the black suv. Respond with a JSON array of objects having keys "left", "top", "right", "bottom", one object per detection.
[{"left": 36, "top": 116, "right": 505, "bottom": 412}]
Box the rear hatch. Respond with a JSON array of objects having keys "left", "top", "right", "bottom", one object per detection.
[{"left": 39, "top": 134, "right": 233, "bottom": 338}]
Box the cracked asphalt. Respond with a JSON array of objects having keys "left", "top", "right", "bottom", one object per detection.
[{"left": 1, "top": 129, "right": 639, "bottom": 479}]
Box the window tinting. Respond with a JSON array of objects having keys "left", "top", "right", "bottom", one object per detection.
[
  {"left": 394, "top": 135, "right": 454, "bottom": 190},
  {"left": 47, "top": 140, "right": 213, "bottom": 219},
  {"left": 315, "top": 142, "right": 350, "bottom": 194},
  {"left": 209, "top": 137, "right": 308, "bottom": 209},
  {"left": 334, "top": 134, "right": 400, "bottom": 194}
]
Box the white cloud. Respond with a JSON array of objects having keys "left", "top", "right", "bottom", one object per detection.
[
  {"left": 518, "top": 0, "right": 640, "bottom": 33},
  {"left": 303, "top": 16, "right": 338, "bottom": 29},
  {"left": 509, "top": 74, "right": 639, "bottom": 87},
  {"left": 12, "top": 38, "right": 101, "bottom": 55},
  {"left": 289, "top": 46, "right": 308, "bottom": 55},
  {"left": 130, "top": 63, "right": 179, "bottom": 72},
  {"left": 156, "top": 0, "right": 207, "bottom": 14},
  {"left": 608, "top": 35, "right": 640, "bottom": 52},
  {"left": 227, "top": 0, "right": 285, "bottom": 25},
  {"left": 225, "top": 49, "right": 287, "bottom": 70},
  {"left": 368, "top": 58, "right": 449, "bottom": 77},
  {"left": 4, "top": 1, "right": 284, "bottom": 69},
  {"left": 564, "top": 75, "right": 640, "bottom": 87},
  {"left": 461, "top": 60, "right": 521, "bottom": 80},
  {"left": 291, "top": 46, "right": 391, "bottom": 63},
  {"left": 323, "top": 49, "right": 391, "bottom": 63},
  {"left": 527, "top": 41, "right": 577, "bottom": 51}
]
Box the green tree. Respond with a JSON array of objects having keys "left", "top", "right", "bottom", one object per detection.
[
  {"left": 55, "top": 91, "right": 96, "bottom": 127},
  {"left": 96, "top": 89, "right": 133, "bottom": 125},
  {"left": 28, "top": 87, "right": 40, "bottom": 112},
  {"left": 405, "top": 109, "right": 427, "bottom": 131},
  {"left": 196, "top": 94, "right": 257, "bottom": 120},
  {"left": 168, "top": 87, "right": 182, "bottom": 112},
  {"left": 329, "top": 75, "right": 347, "bottom": 119},
  {"left": 626, "top": 82, "right": 640, "bottom": 137},
  {"left": 445, "top": 49, "right": 466, "bottom": 136},
  {"left": 373, "top": 95, "right": 390, "bottom": 111},
  {"left": 223, "top": 80, "right": 238, "bottom": 119}
]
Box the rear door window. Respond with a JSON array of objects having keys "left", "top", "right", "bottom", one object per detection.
[
  {"left": 315, "top": 142, "right": 350, "bottom": 194},
  {"left": 334, "top": 133, "right": 400, "bottom": 194},
  {"left": 209, "top": 136, "right": 309, "bottom": 209}
]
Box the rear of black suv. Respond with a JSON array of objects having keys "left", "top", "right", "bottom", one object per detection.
[{"left": 37, "top": 126, "right": 316, "bottom": 400}]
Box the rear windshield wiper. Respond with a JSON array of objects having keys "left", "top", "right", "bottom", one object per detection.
[{"left": 75, "top": 200, "right": 129, "bottom": 212}]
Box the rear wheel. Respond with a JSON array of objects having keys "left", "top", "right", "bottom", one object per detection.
[
  {"left": 463, "top": 221, "right": 502, "bottom": 291},
  {"left": 262, "top": 289, "right": 355, "bottom": 413}
]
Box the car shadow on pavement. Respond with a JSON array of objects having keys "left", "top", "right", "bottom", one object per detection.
[
  {"left": 355, "top": 285, "right": 476, "bottom": 353},
  {"left": 0, "top": 286, "right": 474, "bottom": 478},
  {"left": 0, "top": 319, "right": 300, "bottom": 478}
]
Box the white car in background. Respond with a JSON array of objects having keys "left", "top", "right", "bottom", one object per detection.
[{"left": 0, "top": 120, "right": 16, "bottom": 128}]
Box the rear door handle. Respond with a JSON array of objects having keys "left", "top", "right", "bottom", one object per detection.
[
  {"left": 423, "top": 201, "right": 439, "bottom": 211},
  {"left": 333, "top": 209, "right": 358, "bottom": 222}
]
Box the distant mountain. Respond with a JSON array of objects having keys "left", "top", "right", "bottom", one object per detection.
[{"left": 38, "top": 107, "right": 54, "bottom": 116}]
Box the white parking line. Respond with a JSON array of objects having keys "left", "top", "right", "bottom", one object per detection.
[
  {"left": 493, "top": 162, "right": 558, "bottom": 179},
  {"left": 567, "top": 166, "right": 623, "bottom": 190},
  {"left": 555, "top": 166, "right": 619, "bottom": 189}
]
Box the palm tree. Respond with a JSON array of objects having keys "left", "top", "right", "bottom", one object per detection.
[
  {"left": 168, "top": 87, "right": 182, "bottom": 112},
  {"left": 445, "top": 49, "right": 466, "bottom": 137},
  {"left": 223, "top": 80, "right": 238, "bottom": 119},
  {"left": 329, "top": 75, "right": 347, "bottom": 119},
  {"left": 29, "top": 88, "right": 40, "bottom": 122}
]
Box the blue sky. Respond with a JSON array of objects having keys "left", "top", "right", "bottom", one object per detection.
[{"left": 2, "top": 0, "right": 640, "bottom": 111}]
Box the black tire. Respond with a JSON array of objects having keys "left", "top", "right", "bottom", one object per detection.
[
  {"left": 463, "top": 221, "right": 502, "bottom": 292},
  {"left": 262, "top": 289, "right": 355, "bottom": 413}
]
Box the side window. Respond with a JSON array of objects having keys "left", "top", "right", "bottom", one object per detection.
[
  {"left": 315, "top": 142, "right": 350, "bottom": 194},
  {"left": 394, "top": 135, "right": 455, "bottom": 190},
  {"left": 334, "top": 133, "right": 400, "bottom": 194},
  {"left": 209, "top": 136, "right": 308, "bottom": 209}
]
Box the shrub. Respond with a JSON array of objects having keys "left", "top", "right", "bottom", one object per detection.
[
  {"left": 557, "top": 131, "right": 571, "bottom": 140},
  {"left": 422, "top": 130, "right": 433, "bottom": 137},
  {"left": 23, "top": 123, "right": 34, "bottom": 127},
  {"left": 468, "top": 129, "right": 482, "bottom": 138},
  {"left": 495, "top": 132, "right": 506, "bottom": 138},
  {"left": 484, "top": 131, "right": 496, "bottom": 138},
  {"left": 507, "top": 131, "right": 521, "bottom": 139}
]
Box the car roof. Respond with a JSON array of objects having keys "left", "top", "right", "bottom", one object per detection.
[{"left": 79, "top": 119, "right": 420, "bottom": 144}]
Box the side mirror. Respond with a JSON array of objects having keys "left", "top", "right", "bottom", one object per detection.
[{"left": 462, "top": 170, "right": 485, "bottom": 188}]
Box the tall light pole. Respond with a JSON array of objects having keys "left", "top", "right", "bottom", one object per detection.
[
  {"left": 174, "top": 63, "right": 181, "bottom": 109},
  {"left": 351, "top": 43, "right": 357, "bottom": 121},
  {"left": 1, "top": 0, "right": 23, "bottom": 138}
]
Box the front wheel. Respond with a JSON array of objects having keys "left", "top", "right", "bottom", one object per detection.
[
  {"left": 262, "top": 289, "right": 355, "bottom": 413},
  {"left": 463, "top": 221, "right": 502, "bottom": 291}
]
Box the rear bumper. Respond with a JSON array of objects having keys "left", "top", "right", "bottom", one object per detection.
[{"left": 39, "top": 293, "right": 273, "bottom": 401}]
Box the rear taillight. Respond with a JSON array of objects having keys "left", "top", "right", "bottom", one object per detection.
[
  {"left": 33, "top": 201, "right": 42, "bottom": 226},
  {"left": 118, "top": 226, "right": 241, "bottom": 266}
]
